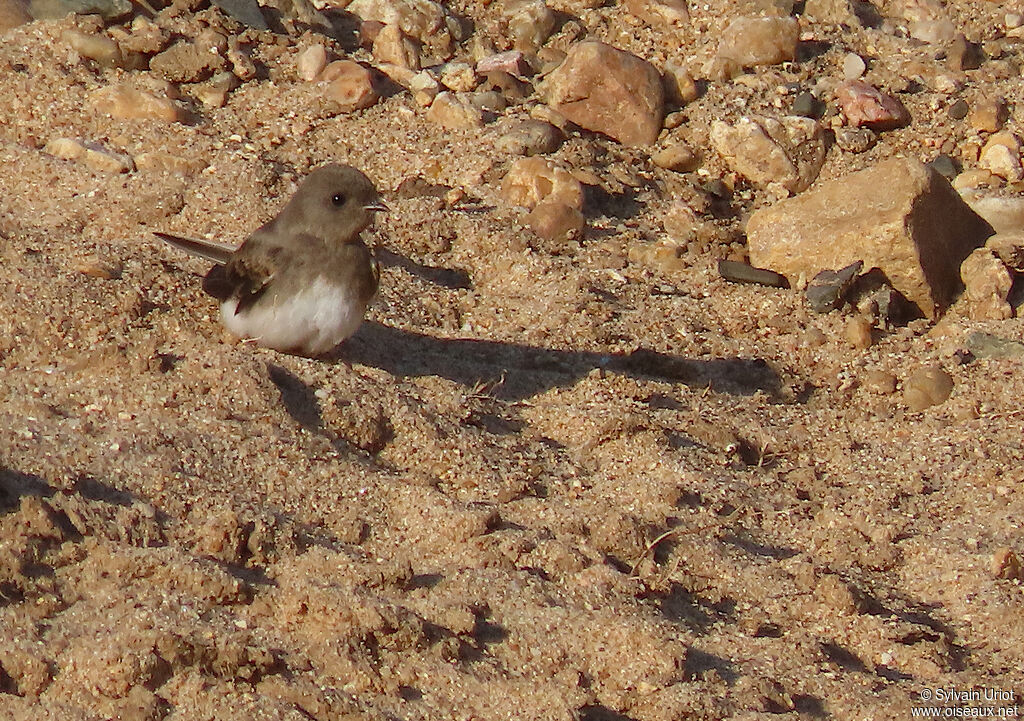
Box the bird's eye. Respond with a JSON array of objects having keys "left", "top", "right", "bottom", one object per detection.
[{"left": 331, "top": 193, "right": 346, "bottom": 206}]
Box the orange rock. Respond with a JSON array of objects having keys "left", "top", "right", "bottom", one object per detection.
[
  {"left": 528, "top": 201, "right": 585, "bottom": 241},
  {"left": 717, "top": 16, "right": 799, "bottom": 67},
  {"left": 89, "top": 85, "right": 184, "bottom": 123},
  {"left": 500, "top": 156, "right": 584, "bottom": 210},
  {"left": 542, "top": 41, "right": 664, "bottom": 146},
  {"left": 747, "top": 158, "right": 993, "bottom": 318},
  {"left": 321, "top": 60, "right": 379, "bottom": 112},
  {"left": 372, "top": 23, "right": 420, "bottom": 70},
  {"left": 960, "top": 248, "right": 1013, "bottom": 320}
]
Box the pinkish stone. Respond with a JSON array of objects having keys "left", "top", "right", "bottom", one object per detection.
[
  {"left": 476, "top": 50, "right": 530, "bottom": 76},
  {"left": 835, "top": 80, "right": 910, "bottom": 130}
]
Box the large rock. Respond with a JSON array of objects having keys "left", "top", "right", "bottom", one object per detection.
[
  {"left": 542, "top": 41, "right": 664, "bottom": 146},
  {"left": 747, "top": 158, "right": 993, "bottom": 318}
]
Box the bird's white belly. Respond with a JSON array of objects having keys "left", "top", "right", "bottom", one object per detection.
[{"left": 220, "top": 278, "right": 366, "bottom": 355}]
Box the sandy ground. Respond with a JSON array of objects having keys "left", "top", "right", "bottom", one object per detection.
[{"left": 1, "top": 0, "right": 1023, "bottom": 719}]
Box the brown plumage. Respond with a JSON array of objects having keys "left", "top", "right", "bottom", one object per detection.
[{"left": 156, "top": 164, "right": 386, "bottom": 356}]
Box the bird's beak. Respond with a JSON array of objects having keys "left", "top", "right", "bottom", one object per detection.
[{"left": 365, "top": 201, "right": 388, "bottom": 213}]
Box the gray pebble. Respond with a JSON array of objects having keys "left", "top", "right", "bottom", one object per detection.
[
  {"left": 493, "top": 119, "right": 563, "bottom": 156},
  {"left": 928, "top": 154, "right": 959, "bottom": 179},
  {"left": 806, "top": 260, "right": 863, "bottom": 312},
  {"left": 947, "top": 98, "right": 969, "bottom": 120},
  {"left": 965, "top": 332, "right": 1024, "bottom": 358},
  {"left": 792, "top": 92, "right": 824, "bottom": 118},
  {"left": 718, "top": 259, "right": 789, "bottom": 287}
]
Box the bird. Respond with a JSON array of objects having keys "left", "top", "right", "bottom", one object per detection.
[{"left": 155, "top": 164, "right": 386, "bottom": 356}]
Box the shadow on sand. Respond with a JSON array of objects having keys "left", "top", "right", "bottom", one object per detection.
[{"left": 336, "top": 322, "right": 781, "bottom": 402}]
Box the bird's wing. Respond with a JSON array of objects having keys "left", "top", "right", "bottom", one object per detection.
[
  {"left": 210, "top": 237, "right": 289, "bottom": 311},
  {"left": 154, "top": 232, "right": 239, "bottom": 265}
]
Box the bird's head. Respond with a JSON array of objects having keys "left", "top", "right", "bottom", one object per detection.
[{"left": 284, "top": 163, "right": 387, "bottom": 243}]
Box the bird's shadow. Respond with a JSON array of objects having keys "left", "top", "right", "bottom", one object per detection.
[
  {"left": 375, "top": 247, "right": 471, "bottom": 290},
  {"left": 336, "top": 322, "right": 781, "bottom": 402}
]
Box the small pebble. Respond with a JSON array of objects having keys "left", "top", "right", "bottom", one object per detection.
[
  {"left": 802, "top": 327, "right": 826, "bottom": 347},
  {"left": 791, "top": 92, "right": 824, "bottom": 118},
  {"left": 211, "top": 0, "right": 268, "bottom": 29},
  {"left": 44, "top": 137, "right": 134, "bottom": 173},
  {"left": 492, "top": 119, "right": 563, "bottom": 156},
  {"left": 834, "top": 127, "right": 876, "bottom": 153},
  {"left": 467, "top": 90, "right": 505, "bottom": 113},
  {"left": 960, "top": 247, "right": 1013, "bottom": 320},
  {"left": 903, "top": 365, "right": 954, "bottom": 411},
  {"left": 64, "top": 29, "right": 123, "bottom": 68},
  {"left": 909, "top": 18, "right": 957, "bottom": 44},
  {"left": 500, "top": 156, "right": 583, "bottom": 210},
  {"left": 409, "top": 71, "right": 440, "bottom": 106},
  {"left": 717, "top": 16, "right": 799, "bottom": 67},
  {"left": 134, "top": 151, "right": 200, "bottom": 174},
  {"left": 991, "top": 548, "right": 1023, "bottom": 580},
  {"left": 979, "top": 132, "right": 1023, "bottom": 182},
  {"left": 842, "top": 53, "right": 866, "bottom": 79},
  {"left": 89, "top": 84, "right": 183, "bottom": 122},
  {"left": 438, "top": 61, "right": 477, "bottom": 92},
  {"left": 947, "top": 98, "right": 969, "bottom": 120},
  {"left": 476, "top": 50, "right": 529, "bottom": 76},
  {"left": 663, "top": 63, "right": 698, "bottom": 105},
  {"left": 969, "top": 96, "right": 1008, "bottom": 133},
  {"left": 505, "top": 0, "right": 557, "bottom": 50},
  {"left": 651, "top": 143, "right": 699, "bottom": 172},
  {"left": 372, "top": 24, "right": 420, "bottom": 70},
  {"left": 845, "top": 315, "right": 873, "bottom": 349},
  {"left": 151, "top": 41, "right": 225, "bottom": 83},
  {"left": 928, "top": 154, "right": 958, "bottom": 179},
  {"left": 948, "top": 34, "right": 984, "bottom": 71},
  {"left": 481, "top": 70, "right": 532, "bottom": 103},
  {"left": 227, "top": 38, "right": 257, "bottom": 81},
  {"left": 426, "top": 91, "right": 484, "bottom": 129},
  {"left": 862, "top": 369, "right": 897, "bottom": 394},
  {"left": 528, "top": 201, "right": 586, "bottom": 242},
  {"left": 297, "top": 43, "right": 328, "bottom": 81},
  {"left": 193, "top": 71, "right": 239, "bottom": 109},
  {"left": 835, "top": 80, "right": 910, "bottom": 130},
  {"left": 321, "top": 60, "right": 379, "bottom": 113},
  {"left": 985, "top": 233, "right": 1024, "bottom": 271},
  {"left": 717, "top": 259, "right": 788, "bottom": 287},
  {"left": 952, "top": 168, "right": 998, "bottom": 190}
]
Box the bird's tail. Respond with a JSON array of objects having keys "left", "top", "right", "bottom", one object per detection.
[{"left": 154, "top": 232, "right": 237, "bottom": 265}]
